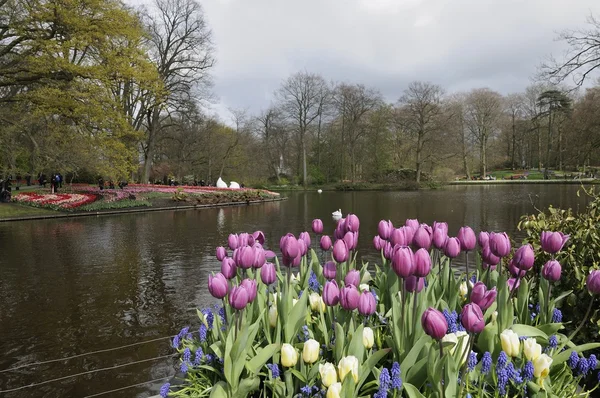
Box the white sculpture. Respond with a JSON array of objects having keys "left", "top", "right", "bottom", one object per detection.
[
  {"left": 317, "top": 189, "right": 323, "bottom": 194},
  {"left": 229, "top": 181, "right": 240, "bottom": 189},
  {"left": 332, "top": 209, "right": 342, "bottom": 222},
  {"left": 216, "top": 177, "right": 227, "bottom": 188}
]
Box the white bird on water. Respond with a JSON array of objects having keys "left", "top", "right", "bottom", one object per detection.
[
  {"left": 332, "top": 209, "right": 342, "bottom": 222},
  {"left": 216, "top": 177, "right": 227, "bottom": 188},
  {"left": 317, "top": 189, "right": 323, "bottom": 194}
]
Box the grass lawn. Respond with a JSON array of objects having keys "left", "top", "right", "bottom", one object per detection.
[{"left": 0, "top": 203, "right": 59, "bottom": 219}]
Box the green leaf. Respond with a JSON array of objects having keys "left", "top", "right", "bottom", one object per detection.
[
  {"left": 335, "top": 322, "right": 345, "bottom": 361},
  {"left": 347, "top": 324, "right": 365, "bottom": 362},
  {"left": 403, "top": 382, "right": 426, "bottom": 398},
  {"left": 284, "top": 291, "right": 308, "bottom": 343},
  {"left": 233, "top": 377, "right": 260, "bottom": 398},
  {"left": 552, "top": 343, "right": 600, "bottom": 365},
  {"left": 246, "top": 343, "right": 280, "bottom": 374},
  {"left": 405, "top": 357, "right": 428, "bottom": 388},
  {"left": 510, "top": 324, "right": 548, "bottom": 339},
  {"left": 401, "top": 335, "right": 427, "bottom": 371},
  {"left": 357, "top": 348, "right": 390, "bottom": 391},
  {"left": 209, "top": 381, "right": 229, "bottom": 398}
]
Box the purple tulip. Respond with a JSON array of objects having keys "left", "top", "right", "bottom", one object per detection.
[
  {"left": 346, "top": 214, "right": 360, "bottom": 233},
  {"left": 234, "top": 246, "right": 255, "bottom": 269},
  {"left": 229, "top": 285, "right": 249, "bottom": 310},
  {"left": 444, "top": 237, "right": 461, "bottom": 258},
  {"left": 334, "top": 218, "right": 346, "bottom": 240},
  {"left": 252, "top": 231, "right": 265, "bottom": 245},
  {"left": 344, "top": 269, "right": 360, "bottom": 287},
  {"left": 482, "top": 262, "right": 496, "bottom": 271},
  {"left": 216, "top": 246, "right": 227, "bottom": 261},
  {"left": 489, "top": 232, "right": 511, "bottom": 257},
  {"left": 253, "top": 245, "right": 266, "bottom": 268},
  {"left": 432, "top": 227, "right": 448, "bottom": 250},
  {"left": 470, "top": 282, "right": 497, "bottom": 310},
  {"left": 344, "top": 231, "right": 356, "bottom": 251},
  {"left": 340, "top": 284, "right": 360, "bottom": 310},
  {"left": 261, "top": 262, "right": 277, "bottom": 284},
  {"left": 540, "top": 231, "right": 570, "bottom": 254},
  {"left": 323, "top": 280, "right": 340, "bottom": 306},
  {"left": 507, "top": 278, "right": 521, "bottom": 292},
  {"left": 280, "top": 234, "right": 299, "bottom": 260},
  {"left": 238, "top": 232, "right": 253, "bottom": 247},
  {"left": 299, "top": 232, "right": 311, "bottom": 249},
  {"left": 392, "top": 246, "right": 414, "bottom": 278},
  {"left": 458, "top": 227, "right": 476, "bottom": 251},
  {"left": 513, "top": 244, "right": 534, "bottom": 271},
  {"left": 482, "top": 245, "right": 500, "bottom": 266},
  {"left": 383, "top": 241, "right": 394, "bottom": 261},
  {"left": 433, "top": 221, "right": 448, "bottom": 235},
  {"left": 413, "top": 248, "right": 432, "bottom": 277},
  {"left": 586, "top": 270, "right": 600, "bottom": 295},
  {"left": 358, "top": 291, "right": 376, "bottom": 315},
  {"left": 405, "top": 219, "right": 419, "bottom": 230},
  {"left": 241, "top": 279, "right": 257, "bottom": 303},
  {"left": 542, "top": 260, "right": 561, "bottom": 282},
  {"left": 508, "top": 259, "right": 527, "bottom": 278},
  {"left": 461, "top": 303, "right": 485, "bottom": 333},
  {"left": 323, "top": 261, "right": 337, "bottom": 280},
  {"left": 264, "top": 250, "right": 276, "bottom": 259},
  {"left": 404, "top": 225, "right": 417, "bottom": 244},
  {"left": 228, "top": 234, "right": 239, "bottom": 250},
  {"left": 478, "top": 231, "right": 490, "bottom": 248},
  {"left": 333, "top": 239, "right": 349, "bottom": 263},
  {"left": 378, "top": 220, "right": 393, "bottom": 240},
  {"left": 221, "top": 257, "right": 237, "bottom": 279},
  {"left": 208, "top": 273, "right": 228, "bottom": 299},
  {"left": 421, "top": 307, "right": 448, "bottom": 340},
  {"left": 391, "top": 228, "right": 410, "bottom": 247},
  {"left": 373, "top": 236, "right": 385, "bottom": 251},
  {"left": 312, "top": 219, "right": 324, "bottom": 234},
  {"left": 298, "top": 237, "right": 308, "bottom": 257},
  {"left": 405, "top": 275, "right": 425, "bottom": 293},
  {"left": 320, "top": 235, "right": 333, "bottom": 251},
  {"left": 413, "top": 225, "right": 432, "bottom": 250}
]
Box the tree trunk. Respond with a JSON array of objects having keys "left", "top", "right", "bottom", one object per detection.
[
  {"left": 511, "top": 113, "right": 516, "bottom": 169},
  {"left": 480, "top": 134, "right": 487, "bottom": 178},
  {"left": 545, "top": 110, "right": 552, "bottom": 177},
  {"left": 558, "top": 124, "right": 563, "bottom": 171},
  {"left": 415, "top": 131, "right": 423, "bottom": 183},
  {"left": 302, "top": 140, "right": 307, "bottom": 188},
  {"left": 537, "top": 124, "right": 542, "bottom": 170}
]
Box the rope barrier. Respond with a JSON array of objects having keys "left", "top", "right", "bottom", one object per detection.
[
  {"left": 0, "top": 335, "right": 173, "bottom": 373},
  {"left": 81, "top": 375, "right": 173, "bottom": 398},
  {"left": 0, "top": 353, "right": 177, "bottom": 394}
]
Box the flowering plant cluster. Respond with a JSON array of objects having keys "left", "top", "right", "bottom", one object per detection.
[
  {"left": 12, "top": 192, "right": 98, "bottom": 209},
  {"left": 163, "top": 215, "right": 600, "bottom": 398}
]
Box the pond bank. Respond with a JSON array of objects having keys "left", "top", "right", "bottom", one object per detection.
[{"left": 449, "top": 178, "right": 598, "bottom": 185}]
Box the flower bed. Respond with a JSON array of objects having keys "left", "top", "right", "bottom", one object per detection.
[
  {"left": 162, "top": 215, "right": 600, "bottom": 398},
  {"left": 12, "top": 192, "right": 98, "bottom": 210}
]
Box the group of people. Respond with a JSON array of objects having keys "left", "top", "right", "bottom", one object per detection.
[
  {"left": 37, "top": 173, "right": 63, "bottom": 192},
  {"left": 97, "top": 178, "right": 129, "bottom": 190}
]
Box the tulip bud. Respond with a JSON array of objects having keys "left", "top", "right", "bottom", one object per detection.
[
  {"left": 482, "top": 244, "right": 500, "bottom": 266},
  {"left": 459, "top": 281, "right": 468, "bottom": 298},
  {"left": 320, "top": 235, "right": 333, "bottom": 251},
  {"left": 461, "top": 303, "right": 485, "bottom": 333},
  {"left": 268, "top": 305, "right": 277, "bottom": 327},
  {"left": 457, "top": 226, "right": 476, "bottom": 251},
  {"left": 299, "top": 231, "right": 311, "bottom": 249},
  {"left": 383, "top": 241, "right": 394, "bottom": 260},
  {"left": 297, "top": 238, "right": 308, "bottom": 257},
  {"left": 513, "top": 244, "right": 534, "bottom": 271},
  {"left": 540, "top": 231, "right": 569, "bottom": 254},
  {"left": 302, "top": 339, "right": 320, "bottom": 364},
  {"left": 253, "top": 246, "right": 266, "bottom": 269},
  {"left": 500, "top": 329, "right": 520, "bottom": 357},
  {"left": 533, "top": 353, "right": 553, "bottom": 379},
  {"left": 433, "top": 221, "right": 448, "bottom": 235},
  {"left": 261, "top": 262, "right": 277, "bottom": 285},
  {"left": 378, "top": 220, "right": 393, "bottom": 240},
  {"left": 405, "top": 218, "right": 419, "bottom": 230},
  {"left": 421, "top": 307, "right": 448, "bottom": 340},
  {"left": 404, "top": 225, "right": 416, "bottom": 244},
  {"left": 489, "top": 232, "right": 511, "bottom": 257},
  {"left": 478, "top": 231, "right": 490, "bottom": 248},
  {"left": 413, "top": 248, "right": 432, "bottom": 277},
  {"left": 391, "top": 246, "right": 414, "bottom": 278},
  {"left": 358, "top": 291, "right": 376, "bottom": 315},
  {"left": 216, "top": 246, "right": 227, "bottom": 261},
  {"left": 346, "top": 214, "right": 360, "bottom": 233},
  {"left": 281, "top": 343, "right": 298, "bottom": 367},
  {"left": 333, "top": 239, "right": 349, "bottom": 263},
  {"left": 363, "top": 327, "right": 374, "bottom": 349},
  {"left": 344, "top": 269, "right": 360, "bottom": 287},
  {"left": 587, "top": 270, "right": 600, "bottom": 295},
  {"left": 523, "top": 338, "right": 542, "bottom": 361},
  {"left": 252, "top": 230, "right": 265, "bottom": 245},
  {"left": 542, "top": 260, "right": 561, "bottom": 282},
  {"left": 405, "top": 275, "right": 425, "bottom": 293},
  {"left": 208, "top": 273, "right": 228, "bottom": 299},
  {"left": 323, "top": 261, "right": 337, "bottom": 280},
  {"left": 280, "top": 234, "right": 299, "bottom": 260},
  {"left": 507, "top": 278, "right": 520, "bottom": 292},
  {"left": 508, "top": 259, "right": 527, "bottom": 278},
  {"left": 309, "top": 292, "right": 326, "bottom": 312},
  {"left": 442, "top": 331, "right": 470, "bottom": 364},
  {"left": 228, "top": 285, "right": 249, "bottom": 310},
  {"left": 234, "top": 246, "right": 255, "bottom": 269},
  {"left": 413, "top": 225, "right": 432, "bottom": 250},
  {"left": 359, "top": 283, "right": 370, "bottom": 292},
  {"left": 323, "top": 280, "right": 340, "bottom": 306},
  {"left": 340, "top": 284, "right": 360, "bottom": 310},
  {"left": 470, "top": 282, "right": 497, "bottom": 310},
  {"left": 373, "top": 235, "right": 385, "bottom": 251},
  {"left": 312, "top": 219, "right": 324, "bottom": 234},
  {"left": 390, "top": 227, "right": 408, "bottom": 247},
  {"left": 221, "top": 257, "right": 237, "bottom": 280},
  {"left": 334, "top": 218, "right": 346, "bottom": 239},
  {"left": 319, "top": 363, "right": 338, "bottom": 388},
  {"left": 444, "top": 237, "right": 461, "bottom": 258},
  {"left": 338, "top": 356, "right": 359, "bottom": 383},
  {"left": 326, "top": 383, "right": 342, "bottom": 398},
  {"left": 228, "top": 234, "right": 239, "bottom": 250},
  {"left": 432, "top": 227, "right": 448, "bottom": 250},
  {"left": 239, "top": 232, "right": 253, "bottom": 247}
]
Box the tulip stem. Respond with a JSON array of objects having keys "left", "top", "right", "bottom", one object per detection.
[
  {"left": 546, "top": 284, "right": 553, "bottom": 325},
  {"left": 412, "top": 285, "right": 419, "bottom": 342},
  {"left": 465, "top": 251, "right": 470, "bottom": 295},
  {"left": 438, "top": 339, "right": 446, "bottom": 398},
  {"left": 509, "top": 275, "right": 522, "bottom": 300},
  {"left": 567, "top": 297, "right": 595, "bottom": 342}
]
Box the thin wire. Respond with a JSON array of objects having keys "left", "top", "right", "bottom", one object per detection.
[
  {"left": 81, "top": 375, "right": 173, "bottom": 398},
  {"left": 0, "top": 335, "right": 173, "bottom": 373},
  {"left": 0, "top": 353, "right": 177, "bottom": 394}
]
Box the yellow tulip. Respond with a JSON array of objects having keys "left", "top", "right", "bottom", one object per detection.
[
  {"left": 302, "top": 339, "right": 320, "bottom": 364},
  {"left": 500, "top": 329, "right": 520, "bottom": 357},
  {"left": 459, "top": 281, "right": 468, "bottom": 298},
  {"left": 363, "top": 327, "right": 374, "bottom": 349},
  {"left": 441, "top": 331, "right": 470, "bottom": 364},
  {"left": 281, "top": 343, "right": 298, "bottom": 367},
  {"left": 326, "top": 382, "right": 342, "bottom": 398},
  {"left": 319, "top": 362, "right": 337, "bottom": 388},
  {"left": 359, "top": 283, "right": 370, "bottom": 292},
  {"left": 338, "top": 356, "right": 359, "bottom": 383},
  {"left": 523, "top": 338, "right": 542, "bottom": 361},
  {"left": 533, "top": 353, "right": 553, "bottom": 379},
  {"left": 268, "top": 305, "right": 277, "bottom": 328},
  {"left": 309, "top": 292, "right": 325, "bottom": 312}
]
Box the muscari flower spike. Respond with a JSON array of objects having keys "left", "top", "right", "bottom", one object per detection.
[
  {"left": 308, "top": 271, "right": 321, "bottom": 292},
  {"left": 391, "top": 362, "right": 402, "bottom": 389},
  {"left": 160, "top": 382, "right": 170, "bottom": 398},
  {"left": 552, "top": 308, "right": 563, "bottom": 323},
  {"left": 267, "top": 363, "right": 280, "bottom": 379},
  {"left": 568, "top": 351, "right": 579, "bottom": 369},
  {"left": 481, "top": 352, "right": 492, "bottom": 374},
  {"left": 468, "top": 351, "right": 478, "bottom": 372},
  {"left": 498, "top": 351, "right": 508, "bottom": 369},
  {"left": 374, "top": 368, "right": 391, "bottom": 398},
  {"left": 523, "top": 361, "right": 534, "bottom": 381}
]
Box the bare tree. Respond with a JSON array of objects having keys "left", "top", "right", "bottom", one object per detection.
[
  {"left": 446, "top": 94, "right": 472, "bottom": 179},
  {"left": 537, "top": 90, "right": 572, "bottom": 175},
  {"left": 505, "top": 94, "right": 525, "bottom": 169},
  {"left": 276, "top": 71, "right": 327, "bottom": 187},
  {"left": 464, "top": 88, "right": 503, "bottom": 178},
  {"left": 398, "top": 82, "right": 444, "bottom": 182}
]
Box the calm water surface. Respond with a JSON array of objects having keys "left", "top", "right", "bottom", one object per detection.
[{"left": 0, "top": 185, "right": 592, "bottom": 397}]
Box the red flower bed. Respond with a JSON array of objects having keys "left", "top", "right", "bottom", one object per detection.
[{"left": 13, "top": 192, "right": 98, "bottom": 209}]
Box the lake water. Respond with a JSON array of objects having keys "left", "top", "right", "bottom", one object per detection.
[{"left": 0, "top": 184, "right": 593, "bottom": 397}]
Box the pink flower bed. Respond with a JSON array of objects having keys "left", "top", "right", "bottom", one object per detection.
[
  {"left": 72, "top": 184, "right": 279, "bottom": 200},
  {"left": 13, "top": 192, "right": 98, "bottom": 209}
]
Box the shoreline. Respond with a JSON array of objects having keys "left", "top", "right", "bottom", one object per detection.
[
  {"left": 448, "top": 178, "right": 597, "bottom": 185},
  {"left": 0, "top": 197, "right": 287, "bottom": 223}
]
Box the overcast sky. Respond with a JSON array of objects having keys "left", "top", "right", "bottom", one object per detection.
[{"left": 147, "top": 0, "right": 600, "bottom": 122}]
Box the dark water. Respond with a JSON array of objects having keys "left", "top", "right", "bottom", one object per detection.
[{"left": 0, "top": 185, "right": 592, "bottom": 397}]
